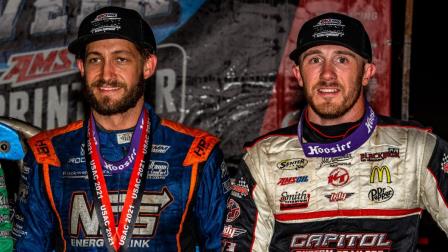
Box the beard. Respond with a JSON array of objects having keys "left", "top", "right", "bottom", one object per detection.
[
  {"left": 84, "top": 76, "right": 145, "bottom": 116},
  {"left": 305, "top": 72, "right": 364, "bottom": 120}
]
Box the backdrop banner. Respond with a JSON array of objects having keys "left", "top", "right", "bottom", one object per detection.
[{"left": 0, "top": 0, "right": 391, "bottom": 166}]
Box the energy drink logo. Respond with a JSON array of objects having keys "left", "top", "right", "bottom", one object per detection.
[{"left": 70, "top": 188, "right": 173, "bottom": 239}]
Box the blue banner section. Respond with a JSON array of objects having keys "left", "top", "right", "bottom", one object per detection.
[{"left": 154, "top": 0, "right": 207, "bottom": 43}]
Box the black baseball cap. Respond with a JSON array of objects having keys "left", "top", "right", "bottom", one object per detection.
[
  {"left": 68, "top": 6, "right": 156, "bottom": 56},
  {"left": 289, "top": 12, "right": 372, "bottom": 64}
]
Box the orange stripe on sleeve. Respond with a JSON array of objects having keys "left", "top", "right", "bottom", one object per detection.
[
  {"left": 43, "top": 163, "right": 66, "bottom": 252},
  {"left": 176, "top": 163, "right": 199, "bottom": 251}
]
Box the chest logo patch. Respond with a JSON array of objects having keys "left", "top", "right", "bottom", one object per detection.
[{"left": 328, "top": 167, "right": 349, "bottom": 186}]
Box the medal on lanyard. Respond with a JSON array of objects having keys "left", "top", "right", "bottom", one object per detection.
[
  {"left": 85, "top": 109, "right": 152, "bottom": 251},
  {"left": 298, "top": 103, "right": 377, "bottom": 158}
]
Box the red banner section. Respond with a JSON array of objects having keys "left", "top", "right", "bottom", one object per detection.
[{"left": 261, "top": 0, "right": 391, "bottom": 135}]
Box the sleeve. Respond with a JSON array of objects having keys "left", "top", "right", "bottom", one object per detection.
[
  {"left": 0, "top": 164, "right": 12, "bottom": 252},
  {"left": 420, "top": 133, "right": 448, "bottom": 234},
  {"left": 222, "top": 146, "right": 274, "bottom": 251},
  {"left": 12, "top": 150, "right": 56, "bottom": 251},
  {"left": 194, "top": 146, "right": 230, "bottom": 251}
]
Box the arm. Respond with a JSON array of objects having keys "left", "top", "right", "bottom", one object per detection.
[
  {"left": 12, "top": 151, "right": 56, "bottom": 251},
  {"left": 420, "top": 134, "right": 448, "bottom": 234},
  {"left": 0, "top": 163, "right": 12, "bottom": 252},
  {"left": 222, "top": 147, "right": 274, "bottom": 251},
  {"left": 194, "top": 146, "right": 230, "bottom": 251}
]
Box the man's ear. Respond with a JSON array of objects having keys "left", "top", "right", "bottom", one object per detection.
[
  {"left": 76, "top": 59, "right": 85, "bottom": 77},
  {"left": 362, "top": 63, "right": 376, "bottom": 86},
  {"left": 292, "top": 65, "right": 304, "bottom": 88},
  {"left": 143, "top": 55, "right": 158, "bottom": 79}
]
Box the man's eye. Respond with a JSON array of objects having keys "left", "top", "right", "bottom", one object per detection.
[
  {"left": 87, "top": 57, "right": 101, "bottom": 64},
  {"left": 310, "top": 57, "right": 321, "bottom": 64},
  {"left": 336, "top": 57, "right": 348, "bottom": 64},
  {"left": 116, "top": 57, "right": 128, "bottom": 63}
]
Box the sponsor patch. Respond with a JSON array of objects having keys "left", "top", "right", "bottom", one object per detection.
[
  {"left": 360, "top": 147, "right": 400, "bottom": 162},
  {"left": 320, "top": 154, "right": 353, "bottom": 167},
  {"left": 222, "top": 225, "right": 247, "bottom": 238},
  {"left": 151, "top": 144, "right": 171, "bottom": 154},
  {"left": 223, "top": 179, "right": 231, "bottom": 194},
  {"left": 370, "top": 166, "right": 392, "bottom": 183},
  {"left": 277, "top": 158, "right": 308, "bottom": 170},
  {"left": 277, "top": 176, "right": 309, "bottom": 186},
  {"left": 222, "top": 240, "right": 237, "bottom": 251},
  {"left": 70, "top": 238, "right": 150, "bottom": 248},
  {"left": 0, "top": 194, "right": 8, "bottom": 208},
  {"left": 18, "top": 183, "right": 29, "bottom": 203},
  {"left": 290, "top": 232, "right": 392, "bottom": 250},
  {"left": 368, "top": 187, "right": 394, "bottom": 202},
  {"left": 70, "top": 189, "right": 173, "bottom": 238},
  {"left": 226, "top": 199, "right": 241, "bottom": 222},
  {"left": 220, "top": 161, "right": 229, "bottom": 178},
  {"left": 324, "top": 192, "right": 354, "bottom": 202},
  {"left": 230, "top": 177, "right": 249, "bottom": 198},
  {"left": 441, "top": 153, "right": 448, "bottom": 173},
  {"left": 116, "top": 132, "right": 132, "bottom": 144},
  {"left": 279, "top": 190, "right": 310, "bottom": 210},
  {"left": 328, "top": 167, "right": 349, "bottom": 186},
  {"left": 193, "top": 138, "right": 210, "bottom": 157},
  {"left": 62, "top": 170, "right": 88, "bottom": 179},
  {"left": 147, "top": 160, "right": 169, "bottom": 179}
]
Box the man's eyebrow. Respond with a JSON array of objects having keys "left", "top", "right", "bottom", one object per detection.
[
  {"left": 301, "top": 49, "right": 322, "bottom": 60},
  {"left": 85, "top": 50, "right": 134, "bottom": 56},
  {"left": 300, "top": 48, "right": 358, "bottom": 61},
  {"left": 334, "top": 50, "right": 357, "bottom": 58}
]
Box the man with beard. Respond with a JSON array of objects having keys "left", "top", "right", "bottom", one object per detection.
[
  {"left": 12, "top": 6, "right": 229, "bottom": 251},
  {"left": 222, "top": 12, "right": 448, "bottom": 251}
]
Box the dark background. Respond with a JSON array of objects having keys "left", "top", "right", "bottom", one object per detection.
[
  {"left": 392, "top": 0, "right": 446, "bottom": 134},
  {"left": 392, "top": 0, "right": 447, "bottom": 250}
]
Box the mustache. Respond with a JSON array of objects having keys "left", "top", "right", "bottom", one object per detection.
[{"left": 90, "top": 79, "right": 126, "bottom": 88}]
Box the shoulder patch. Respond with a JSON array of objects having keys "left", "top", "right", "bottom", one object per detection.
[
  {"left": 184, "top": 134, "right": 219, "bottom": 166},
  {"left": 161, "top": 119, "right": 219, "bottom": 166},
  {"left": 28, "top": 120, "right": 83, "bottom": 167}
]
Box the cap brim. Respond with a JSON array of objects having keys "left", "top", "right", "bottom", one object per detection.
[
  {"left": 289, "top": 40, "right": 371, "bottom": 63},
  {"left": 68, "top": 33, "right": 155, "bottom": 55}
]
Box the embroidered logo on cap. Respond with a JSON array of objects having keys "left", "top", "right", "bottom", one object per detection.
[
  {"left": 313, "top": 18, "right": 345, "bottom": 38},
  {"left": 90, "top": 12, "right": 122, "bottom": 34}
]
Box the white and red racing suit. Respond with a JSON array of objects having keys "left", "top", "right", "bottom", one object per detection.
[{"left": 222, "top": 105, "right": 448, "bottom": 252}]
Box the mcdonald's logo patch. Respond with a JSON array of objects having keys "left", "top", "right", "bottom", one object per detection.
[{"left": 370, "top": 166, "right": 392, "bottom": 183}]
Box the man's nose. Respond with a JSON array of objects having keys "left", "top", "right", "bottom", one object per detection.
[
  {"left": 100, "top": 59, "right": 116, "bottom": 81},
  {"left": 320, "top": 61, "right": 337, "bottom": 81}
]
